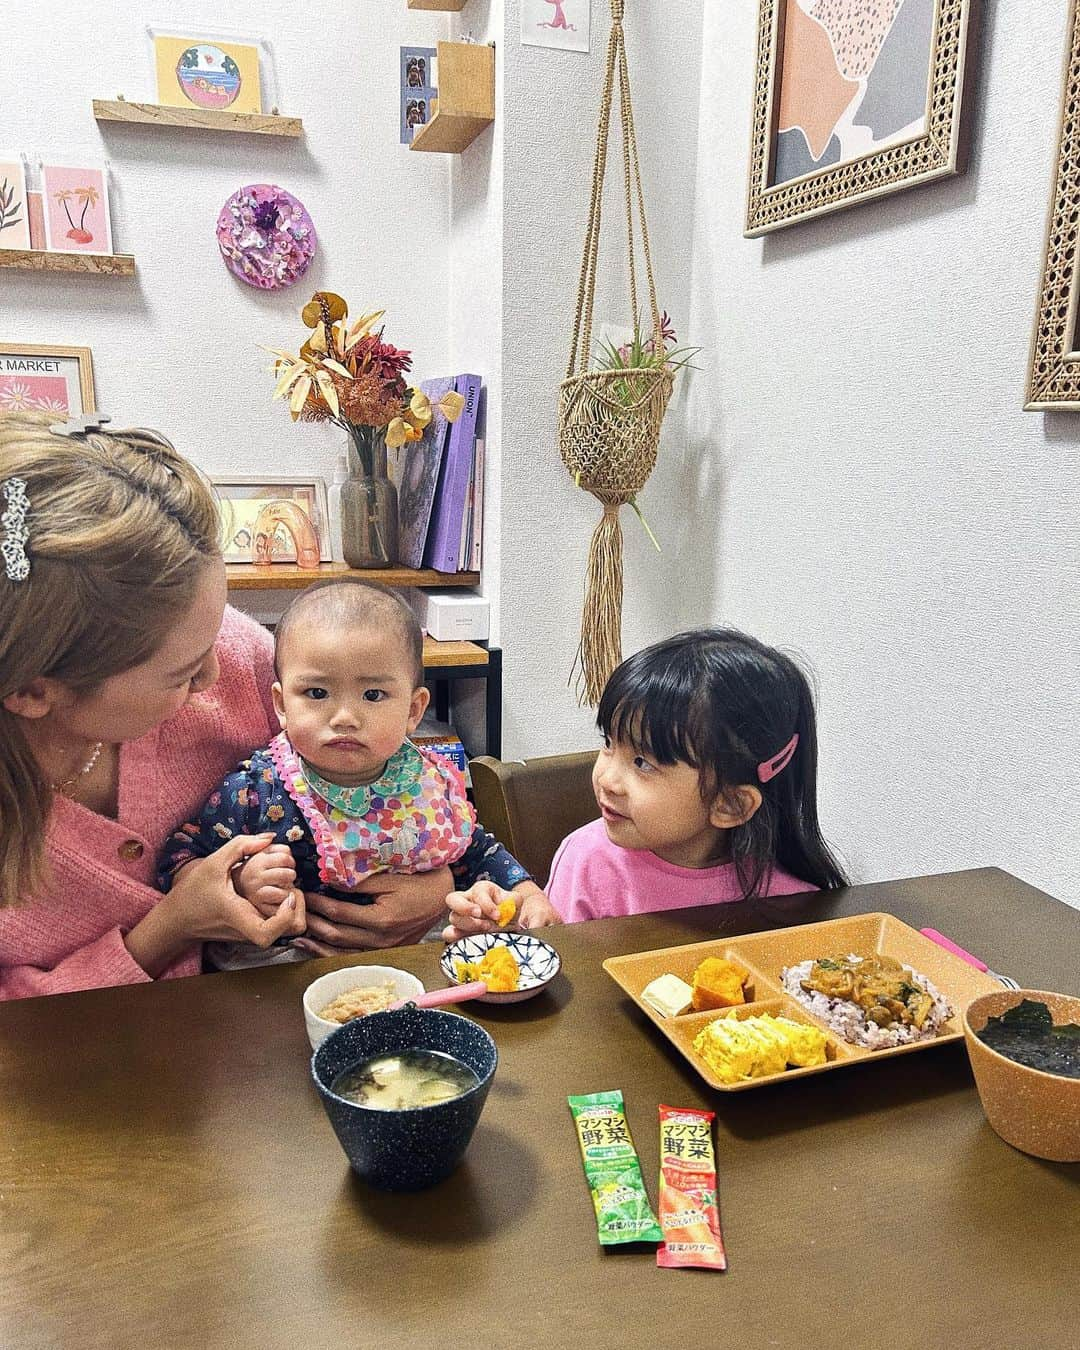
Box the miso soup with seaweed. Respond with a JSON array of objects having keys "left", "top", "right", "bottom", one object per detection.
[{"left": 332, "top": 1050, "right": 479, "bottom": 1110}]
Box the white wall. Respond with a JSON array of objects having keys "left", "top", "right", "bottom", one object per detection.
[
  {"left": 1, "top": 0, "right": 453, "bottom": 483},
  {"left": 674, "top": 0, "right": 1080, "bottom": 905},
  {"left": 7, "top": 0, "right": 1077, "bottom": 905},
  {"left": 495, "top": 0, "right": 1079, "bottom": 908},
  {"left": 497, "top": 0, "right": 706, "bottom": 750}
]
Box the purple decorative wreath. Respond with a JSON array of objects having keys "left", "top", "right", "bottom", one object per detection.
[{"left": 216, "top": 184, "right": 317, "bottom": 290}]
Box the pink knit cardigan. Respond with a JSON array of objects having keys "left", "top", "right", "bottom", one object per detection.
[{"left": 0, "top": 607, "right": 278, "bottom": 1000}]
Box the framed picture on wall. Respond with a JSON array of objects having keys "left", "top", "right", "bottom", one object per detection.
[
  {"left": 212, "top": 476, "right": 330, "bottom": 563},
  {"left": 40, "top": 163, "right": 113, "bottom": 255},
  {"left": 0, "top": 344, "right": 96, "bottom": 416},
  {"left": 745, "top": 0, "right": 976, "bottom": 237},
  {"left": 1026, "top": 0, "right": 1080, "bottom": 411},
  {"left": 147, "top": 28, "right": 271, "bottom": 116}
]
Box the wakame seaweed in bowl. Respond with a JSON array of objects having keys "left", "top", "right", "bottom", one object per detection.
[
  {"left": 977, "top": 998, "right": 1080, "bottom": 1078},
  {"left": 963, "top": 990, "right": 1080, "bottom": 1163}
]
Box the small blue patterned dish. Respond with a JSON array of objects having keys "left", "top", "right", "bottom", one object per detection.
[
  {"left": 440, "top": 931, "right": 562, "bottom": 1004},
  {"left": 311, "top": 1005, "right": 497, "bottom": 1191}
]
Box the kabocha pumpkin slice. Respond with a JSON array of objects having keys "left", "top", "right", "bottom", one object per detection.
[
  {"left": 455, "top": 945, "right": 521, "bottom": 994},
  {"left": 691, "top": 957, "right": 750, "bottom": 1011}
]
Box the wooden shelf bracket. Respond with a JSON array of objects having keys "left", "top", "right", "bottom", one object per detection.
[{"left": 410, "top": 42, "right": 494, "bottom": 154}]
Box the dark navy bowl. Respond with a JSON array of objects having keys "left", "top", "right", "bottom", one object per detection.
[{"left": 311, "top": 1004, "right": 497, "bottom": 1191}]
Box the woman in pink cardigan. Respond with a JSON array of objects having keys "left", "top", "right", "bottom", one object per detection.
[{"left": 0, "top": 414, "right": 453, "bottom": 999}]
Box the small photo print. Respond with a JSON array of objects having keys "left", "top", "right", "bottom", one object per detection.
[
  {"left": 0, "top": 157, "right": 31, "bottom": 251},
  {"left": 41, "top": 164, "right": 113, "bottom": 255},
  {"left": 151, "top": 33, "right": 263, "bottom": 115},
  {"left": 400, "top": 46, "right": 437, "bottom": 143},
  {"left": 521, "top": 0, "right": 591, "bottom": 53},
  {"left": 406, "top": 55, "right": 428, "bottom": 89}
]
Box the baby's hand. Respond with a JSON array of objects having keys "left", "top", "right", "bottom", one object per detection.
[{"left": 233, "top": 843, "right": 297, "bottom": 916}]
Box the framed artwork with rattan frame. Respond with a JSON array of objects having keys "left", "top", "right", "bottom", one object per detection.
[
  {"left": 745, "top": 0, "right": 976, "bottom": 238},
  {"left": 1026, "top": 0, "right": 1080, "bottom": 411}
]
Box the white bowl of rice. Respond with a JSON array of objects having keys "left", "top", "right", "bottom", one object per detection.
[{"left": 303, "top": 965, "right": 425, "bottom": 1049}]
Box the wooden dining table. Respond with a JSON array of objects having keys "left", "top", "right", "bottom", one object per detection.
[{"left": 1, "top": 867, "right": 1077, "bottom": 1350}]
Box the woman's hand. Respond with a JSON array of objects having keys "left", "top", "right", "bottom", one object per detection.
[
  {"left": 442, "top": 879, "right": 560, "bottom": 943},
  {"left": 125, "top": 834, "right": 306, "bottom": 977},
  {"left": 292, "top": 866, "right": 454, "bottom": 956}
]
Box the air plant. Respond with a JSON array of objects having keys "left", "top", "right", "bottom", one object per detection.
[
  {"left": 593, "top": 310, "right": 699, "bottom": 407},
  {"left": 586, "top": 311, "right": 700, "bottom": 549}
]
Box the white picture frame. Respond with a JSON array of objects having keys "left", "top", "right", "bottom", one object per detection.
[{"left": 212, "top": 476, "right": 331, "bottom": 564}]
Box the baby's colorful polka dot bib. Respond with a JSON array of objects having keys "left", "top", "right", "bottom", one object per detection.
[{"left": 268, "top": 733, "right": 475, "bottom": 890}]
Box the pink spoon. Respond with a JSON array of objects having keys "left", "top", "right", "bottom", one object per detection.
[{"left": 388, "top": 981, "right": 488, "bottom": 1012}]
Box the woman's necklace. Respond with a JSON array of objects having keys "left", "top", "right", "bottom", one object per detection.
[{"left": 51, "top": 741, "right": 105, "bottom": 796}]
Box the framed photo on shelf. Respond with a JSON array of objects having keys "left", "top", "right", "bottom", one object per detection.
[
  {"left": 147, "top": 27, "right": 272, "bottom": 115},
  {"left": 0, "top": 344, "right": 96, "bottom": 416},
  {"left": 40, "top": 163, "right": 113, "bottom": 255},
  {"left": 745, "top": 0, "right": 976, "bottom": 237},
  {"left": 1026, "top": 0, "right": 1080, "bottom": 410},
  {"left": 212, "top": 476, "right": 330, "bottom": 564}
]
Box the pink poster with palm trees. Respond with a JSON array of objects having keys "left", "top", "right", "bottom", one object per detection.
[{"left": 41, "top": 164, "right": 113, "bottom": 255}]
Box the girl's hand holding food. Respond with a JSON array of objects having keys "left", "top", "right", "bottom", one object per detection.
[{"left": 442, "top": 879, "right": 560, "bottom": 943}]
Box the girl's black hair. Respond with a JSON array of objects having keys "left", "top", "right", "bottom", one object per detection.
[{"left": 597, "top": 627, "right": 848, "bottom": 899}]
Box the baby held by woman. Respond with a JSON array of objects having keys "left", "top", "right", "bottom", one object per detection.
[{"left": 159, "top": 582, "right": 546, "bottom": 966}]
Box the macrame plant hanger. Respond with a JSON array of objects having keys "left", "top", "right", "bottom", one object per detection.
[{"left": 558, "top": 0, "right": 672, "bottom": 706}]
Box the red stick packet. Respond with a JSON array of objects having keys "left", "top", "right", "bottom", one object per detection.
[{"left": 657, "top": 1104, "right": 726, "bottom": 1270}]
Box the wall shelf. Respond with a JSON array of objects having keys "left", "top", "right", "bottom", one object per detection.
[
  {"left": 225, "top": 562, "right": 479, "bottom": 591},
  {"left": 0, "top": 248, "right": 136, "bottom": 276},
  {"left": 93, "top": 100, "right": 304, "bottom": 138},
  {"left": 410, "top": 42, "right": 494, "bottom": 154},
  {"left": 408, "top": 0, "right": 468, "bottom": 8},
  {"left": 422, "top": 638, "right": 488, "bottom": 668}
]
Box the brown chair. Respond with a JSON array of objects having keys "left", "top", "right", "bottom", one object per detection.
[{"left": 470, "top": 751, "right": 600, "bottom": 886}]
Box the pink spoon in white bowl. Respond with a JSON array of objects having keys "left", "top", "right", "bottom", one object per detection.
[{"left": 388, "top": 981, "right": 489, "bottom": 1012}]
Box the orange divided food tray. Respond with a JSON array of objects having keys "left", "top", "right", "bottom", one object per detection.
[{"left": 602, "top": 912, "right": 1003, "bottom": 1092}]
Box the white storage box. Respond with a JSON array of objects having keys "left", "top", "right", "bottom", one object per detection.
[{"left": 419, "top": 590, "right": 490, "bottom": 642}]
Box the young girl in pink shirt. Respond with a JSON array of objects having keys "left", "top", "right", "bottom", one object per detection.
[{"left": 446, "top": 628, "right": 848, "bottom": 932}]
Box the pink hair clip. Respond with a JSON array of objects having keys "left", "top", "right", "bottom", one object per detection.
[{"left": 757, "top": 733, "right": 798, "bottom": 784}]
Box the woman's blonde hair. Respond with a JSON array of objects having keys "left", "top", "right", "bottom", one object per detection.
[{"left": 0, "top": 412, "right": 222, "bottom": 907}]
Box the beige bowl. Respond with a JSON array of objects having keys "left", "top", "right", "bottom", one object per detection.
[
  {"left": 302, "top": 965, "right": 425, "bottom": 1050},
  {"left": 963, "top": 989, "right": 1080, "bottom": 1163}
]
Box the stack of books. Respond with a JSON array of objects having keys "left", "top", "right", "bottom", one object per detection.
[
  {"left": 412, "top": 714, "right": 468, "bottom": 776},
  {"left": 392, "top": 373, "right": 485, "bottom": 573}
]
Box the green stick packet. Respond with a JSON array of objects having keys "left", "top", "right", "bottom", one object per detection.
[{"left": 568, "top": 1090, "right": 663, "bottom": 1246}]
